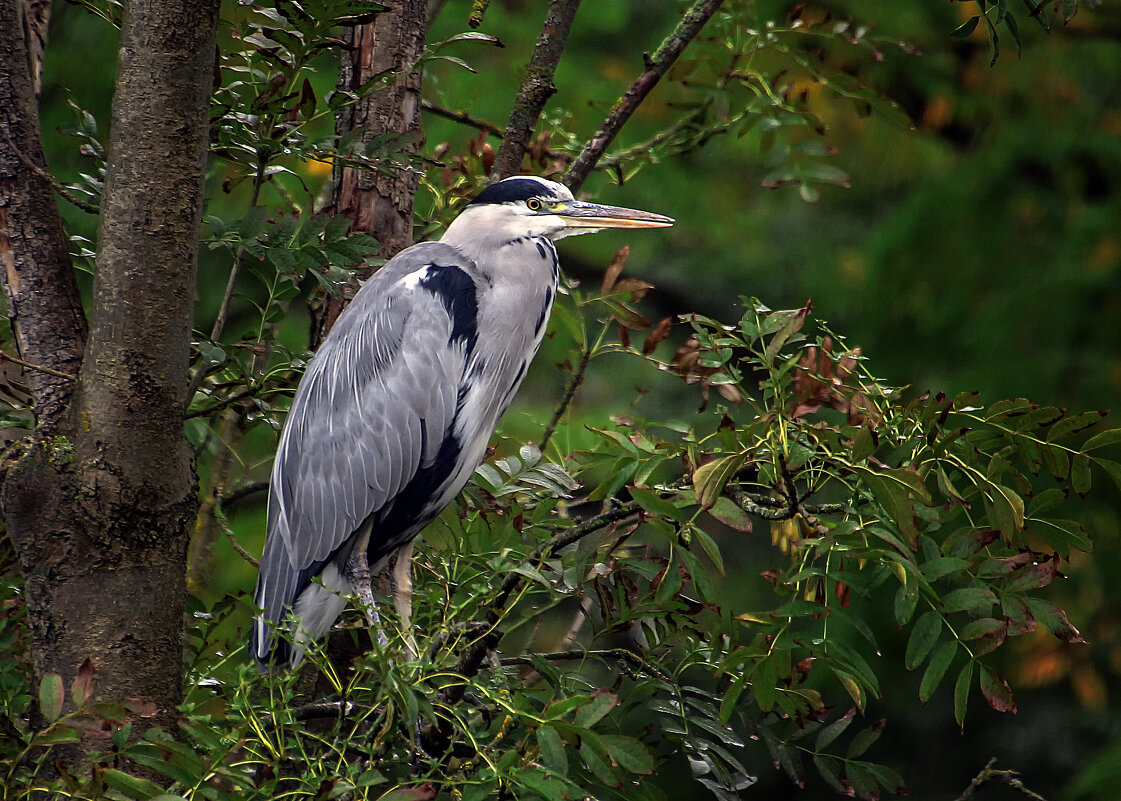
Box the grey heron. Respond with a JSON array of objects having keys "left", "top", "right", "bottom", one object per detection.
[{"left": 250, "top": 176, "right": 673, "bottom": 668}]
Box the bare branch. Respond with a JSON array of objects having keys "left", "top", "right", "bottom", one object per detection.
[
  {"left": 0, "top": 350, "right": 75, "bottom": 381},
  {"left": 490, "top": 0, "right": 582, "bottom": 181},
  {"left": 422, "top": 100, "right": 504, "bottom": 138},
  {"left": 954, "top": 758, "right": 1049, "bottom": 801},
  {"left": 565, "top": 0, "right": 726, "bottom": 192},
  {"left": 0, "top": 127, "right": 99, "bottom": 215}
]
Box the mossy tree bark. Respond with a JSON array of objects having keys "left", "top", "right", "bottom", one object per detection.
[{"left": 0, "top": 0, "right": 220, "bottom": 750}]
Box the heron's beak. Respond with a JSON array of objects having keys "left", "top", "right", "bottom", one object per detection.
[{"left": 554, "top": 201, "right": 674, "bottom": 231}]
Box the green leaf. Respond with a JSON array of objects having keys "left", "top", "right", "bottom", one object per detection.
[
  {"left": 1099, "top": 458, "right": 1121, "bottom": 493},
  {"left": 1082, "top": 426, "right": 1121, "bottom": 451},
  {"left": 39, "top": 673, "right": 64, "bottom": 723},
  {"left": 579, "top": 733, "right": 619, "bottom": 786},
  {"left": 986, "top": 484, "right": 1024, "bottom": 539},
  {"left": 1071, "top": 453, "right": 1092, "bottom": 495},
  {"left": 515, "top": 768, "right": 572, "bottom": 801},
  {"left": 574, "top": 691, "right": 617, "bottom": 728},
  {"left": 894, "top": 578, "right": 918, "bottom": 626},
  {"left": 851, "top": 426, "right": 876, "bottom": 462},
  {"left": 1026, "top": 487, "right": 1067, "bottom": 517},
  {"left": 1042, "top": 444, "right": 1070, "bottom": 480},
  {"left": 1049, "top": 411, "right": 1107, "bottom": 441},
  {"left": 536, "top": 725, "right": 568, "bottom": 776},
  {"left": 102, "top": 768, "right": 165, "bottom": 799},
  {"left": 950, "top": 15, "right": 980, "bottom": 39},
  {"left": 30, "top": 727, "right": 81, "bottom": 746},
  {"left": 813, "top": 754, "right": 847, "bottom": 794},
  {"left": 919, "top": 641, "right": 958, "bottom": 704},
  {"left": 942, "top": 586, "right": 997, "bottom": 614},
  {"left": 1025, "top": 598, "right": 1087, "bottom": 643},
  {"left": 846, "top": 719, "right": 886, "bottom": 759},
  {"left": 814, "top": 707, "right": 855, "bottom": 751},
  {"left": 707, "top": 496, "right": 753, "bottom": 534},
  {"left": 921, "top": 556, "right": 970, "bottom": 582},
  {"left": 905, "top": 611, "right": 942, "bottom": 670},
  {"left": 601, "top": 734, "right": 654, "bottom": 774},
  {"left": 833, "top": 668, "right": 865, "bottom": 711},
  {"left": 544, "top": 694, "right": 591, "bottom": 720},
  {"left": 961, "top": 617, "right": 1007, "bottom": 640},
  {"left": 693, "top": 454, "right": 747, "bottom": 509},
  {"left": 629, "top": 486, "right": 685, "bottom": 521},
  {"left": 954, "top": 661, "right": 974, "bottom": 728}
]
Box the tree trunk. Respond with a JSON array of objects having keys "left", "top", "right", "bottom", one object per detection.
[
  {"left": 1, "top": 0, "right": 220, "bottom": 749},
  {"left": 317, "top": 0, "right": 428, "bottom": 339}
]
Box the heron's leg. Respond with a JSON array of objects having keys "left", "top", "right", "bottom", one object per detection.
[
  {"left": 344, "top": 543, "right": 388, "bottom": 648},
  {"left": 390, "top": 542, "right": 418, "bottom": 659}
]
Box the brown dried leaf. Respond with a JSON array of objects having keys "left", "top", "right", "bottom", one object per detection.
[
  {"left": 71, "top": 658, "right": 97, "bottom": 708},
  {"left": 601, "top": 246, "right": 630, "bottom": 295},
  {"left": 612, "top": 277, "right": 654, "bottom": 302},
  {"left": 643, "top": 317, "right": 673, "bottom": 355}
]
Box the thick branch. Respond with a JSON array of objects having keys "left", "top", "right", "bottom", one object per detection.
[
  {"left": 490, "top": 0, "right": 582, "bottom": 181},
  {"left": 564, "top": 0, "right": 726, "bottom": 192},
  {"left": 0, "top": 2, "right": 88, "bottom": 423}
]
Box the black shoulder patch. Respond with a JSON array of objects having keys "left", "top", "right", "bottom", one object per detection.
[
  {"left": 470, "top": 177, "right": 556, "bottom": 206},
  {"left": 420, "top": 264, "right": 479, "bottom": 351}
]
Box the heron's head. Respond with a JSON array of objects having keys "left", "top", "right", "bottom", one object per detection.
[{"left": 443, "top": 176, "right": 673, "bottom": 248}]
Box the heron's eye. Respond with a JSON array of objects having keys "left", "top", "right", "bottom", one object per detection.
[{"left": 526, "top": 198, "right": 543, "bottom": 211}]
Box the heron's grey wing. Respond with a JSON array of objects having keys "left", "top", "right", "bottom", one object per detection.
[{"left": 252, "top": 243, "right": 478, "bottom": 661}]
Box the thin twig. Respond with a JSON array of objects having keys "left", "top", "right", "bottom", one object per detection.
[
  {"left": 1, "top": 127, "right": 100, "bottom": 215},
  {"left": 499, "top": 647, "right": 673, "bottom": 684},
  {"left": 490, "top": 0, "right": 582, "bottom": 180},
  {"left": 493, "top": 501, "right": 642, "bottom": 609},
  {"left": 0, "top": 351, "right": 75, "bottom": 380},
  {"left": 595, "top": 106, "right": 706, "bottom": 173},
  {"left": 538, "top": 343, "right": 592, "bottom": 452},
  {"left": 219, "top": 480, "right": 269, "bottom": 507},
  {"left": 421, "top": 100, "right": 503, "bottom": 138},
  {"left": 565, "top": 0, "right": 726, "bottom": 192},
  {"left": 186, "top": 154, "right": 269, "bottom": 404},
  {"left": 954, "top": 758, "right": 1049, "bottom": 801},
  {"left": 184, "top": 386, "right": 258, "bottom": 419}
]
